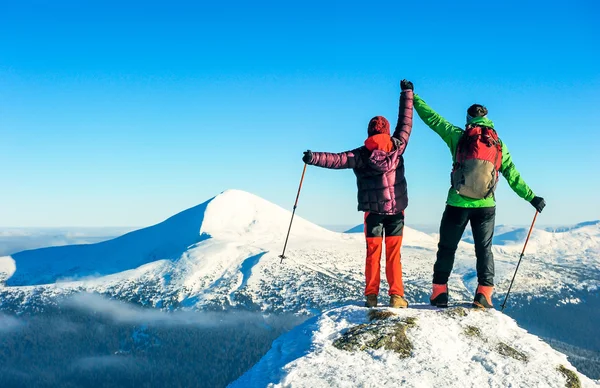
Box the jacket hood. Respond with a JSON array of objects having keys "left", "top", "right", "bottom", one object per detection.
[
  {"left": 364, "top": 134, "right": 394, "bottom": 152},
  {"left": 364, "top": 135, "right": 401, "bottom": 173},
  {"left": 467, "top": 116, "right": 495, "bottom": 129}
]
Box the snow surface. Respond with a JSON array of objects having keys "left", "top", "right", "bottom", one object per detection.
[
  {"left": 231, "top": 305, "right": 599, "bottom": 387},
  {"left": 0, "top": 190, "right": 599, "bottom": 383},
  {"left": 0, "top": 190, "right": 336, "bottom": 287},
  {"left": 0, "top": 189, "right": 598, "bottom": 315}
]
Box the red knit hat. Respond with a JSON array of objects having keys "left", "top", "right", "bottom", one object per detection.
[{"left": 367, "top": 116, "right": 390, "bottom": 137}]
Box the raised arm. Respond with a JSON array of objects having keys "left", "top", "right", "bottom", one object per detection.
[
  {"left": 303, "top": 148, "right": 363, "bottom": 169},
  {"left": 392, "top": 80, "right": 414, "bottom": 155},
  {"left": 413, "top": 94, "right": 464, "bottom": 154}
]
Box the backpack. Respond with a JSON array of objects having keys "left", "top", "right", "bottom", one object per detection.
[{"left": 451, "top": 125, "right": 503, "bottom": 199}]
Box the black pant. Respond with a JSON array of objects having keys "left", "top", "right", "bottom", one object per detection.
[
  {"left": 364, "top": 212, "right": 405, "bottom": 238},
  {"left": 433, "top": 205, "right": 496, "bottom": 287}
]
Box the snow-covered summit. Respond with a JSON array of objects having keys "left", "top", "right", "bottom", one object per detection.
[
  {"left": 0, "top": 189, "right": 333, "bottom": 287},
  {"left": 231, "top": 304, "right": 598, "bottom": 387},
  {"left": 200, "top": 189, "right": 334, "bottom": 241}
]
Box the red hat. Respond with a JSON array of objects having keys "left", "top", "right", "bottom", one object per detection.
[{"left": 367, "top": 116, "right": 390, "bottom": 137}]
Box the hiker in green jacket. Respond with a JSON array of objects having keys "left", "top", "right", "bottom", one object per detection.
[{"left": 413, "top": 89, "right": 546, "bottom": 309}]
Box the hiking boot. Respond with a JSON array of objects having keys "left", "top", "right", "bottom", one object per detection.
[
  {"left": 389, "top": 294, "right": 408, "bottom": 308},
  {"left": 473, "top": 285, "right": 494, "bottom": 309},
  {"left": 430, "top": 283, "right": 449, "bottom": 308},
  {"left": 365, "top": 294, "right": 378, "bottom": 308}
]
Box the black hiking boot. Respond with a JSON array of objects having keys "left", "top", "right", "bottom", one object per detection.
[
  {"left": 430, "top": 283, "right": 449, "bottom": 308},
  {"left": 365, "top": 294, "right": 378, "bottom": 308},
  {"left": 472, "top": 285, "right": 494, "bottom": 309}
]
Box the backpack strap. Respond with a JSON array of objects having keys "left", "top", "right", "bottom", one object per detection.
[{"left": 454, "top": 126, "right": 480, "bottom": 168}]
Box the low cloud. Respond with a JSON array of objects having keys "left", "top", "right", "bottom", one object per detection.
[
  {"left": 72, "top": 355, "right": 136, "bottom": 371},
  {"left": 63, "top": 292, "right": 266, "bottom": 327},
  {"left": 0, "top": 314, "right": 22, "bottom": 333},
  {"left": 0, "top": 256, "right": 16, "bottom": 281},
  {"left": 0, "top": 295, "right": 307, "bottom": 388}
]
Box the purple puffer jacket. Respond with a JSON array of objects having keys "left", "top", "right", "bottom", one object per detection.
[{"left": 307, "top": 89, "right": 413, "bottom": 215}]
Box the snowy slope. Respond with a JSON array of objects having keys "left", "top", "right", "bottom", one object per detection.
[
  {"left": 0, "top": 190, "right": 598, "bottom": 315},
  {"left": 0, "top": 190, "right": 334, "bottom": 287},
  {"left": 0, "top": 200, "right": 212, "bottom": 286},
  {"left": 494, "top": 221, "right": 600, "bottom": 257},
  {"left": 0, "top": 190, "right": 350, "bottom": 311},
  {"left": 231, "top": 305, "right": 598, "bottom": 387},
  {"left": 489, "top": 221, "right": 600, "bottom": 301}
]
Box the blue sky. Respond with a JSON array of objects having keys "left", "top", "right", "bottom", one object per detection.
[{"left": 1, "top": 0, "right": 598, "bottom": 228}]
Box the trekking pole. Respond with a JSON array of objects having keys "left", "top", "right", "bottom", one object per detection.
[
  {"left": 279, "top": 163, "right": 308, "bottom": 264},
  {"left": 501, "top": 211, "right": 539, "bottom": 312}
]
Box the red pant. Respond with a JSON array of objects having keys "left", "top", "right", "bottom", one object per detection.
[{"left": 364, "top": 212, "right": 405, "bottom": 296}]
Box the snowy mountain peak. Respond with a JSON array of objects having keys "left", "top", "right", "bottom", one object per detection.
[
  {"left": 200, "top": 189, "right": 333, "bottom": 241},
  {"left": 231, "top": 305, "right": 598, "bottom": 387},
  {"left": 0, "top": 189, "right": 333, "bottom": 287}
]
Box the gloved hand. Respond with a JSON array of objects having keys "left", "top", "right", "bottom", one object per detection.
[
  {"left": 530, "top": 196, "right": 546, "bottom": 213},
  {"left": 302, "top": 150, "right": 313, "bottom": 164},
  {"left": 400, "top": 79, "right": 414, "bottom": 91}
]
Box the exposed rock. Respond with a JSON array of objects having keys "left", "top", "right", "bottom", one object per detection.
[
  {"left": 496, "top": 342, "right": 529, "bottom": 362},
  {"left": 463, "top": 325, "right": 482, "bottom": 338},
  {"left": 557, "top": 365, "right": 581, "bottom": 388},
  {"left": 334, "top": 311, "right": 416, "bottom": 357},
  {"left": 368, "top": 309, "right": 396, "bottom": 322},
  {"left": 443, "top": 306, "right": 468, "bottom": 318}
]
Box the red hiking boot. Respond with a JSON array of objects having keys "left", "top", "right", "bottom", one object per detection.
[
  {"left": 430, "top": 283, "right": 448, "bottom": 308},
  {"left": 473, "top": 285, "right": 494, "bottom": 309}
]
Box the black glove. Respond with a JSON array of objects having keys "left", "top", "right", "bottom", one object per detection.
[
  {"left": 302, "top": 150, "right": 313, "bottom": 164},
  {"left": 530, "top": 196, "right": 546, "bottom": 213},
  {"left": 400, "top": 79, "right": 413, "bottom": 91}
]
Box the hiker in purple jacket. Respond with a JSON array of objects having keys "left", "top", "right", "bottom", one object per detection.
[{"left": 302, "top": 80, "right": 414, "bottom": 308}]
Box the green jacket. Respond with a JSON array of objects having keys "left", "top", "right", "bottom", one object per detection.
[{"left": 413, "top": 94, "right": 535, "bottom": 208}]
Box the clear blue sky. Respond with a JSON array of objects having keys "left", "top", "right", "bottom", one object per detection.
[{"left": 1, "top": 0, "right": 598, "bottom": 228}]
